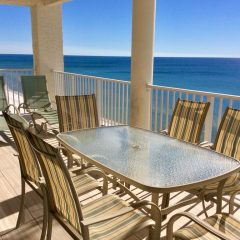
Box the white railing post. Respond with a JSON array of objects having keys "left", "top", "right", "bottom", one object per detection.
[
  {"left": 53, "top": 70, "right": 57, "bottom": 97},
  {"left": 96, "top": 79, "right": 102, "bottom": 125},
  {"left": 204, "top": 96, "right": 215, "bottom": 142}
]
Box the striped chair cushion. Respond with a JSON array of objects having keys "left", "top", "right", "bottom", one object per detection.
[
  {"left": 202, "top": 172, "right": 240, "bottom": 194},
  {"left": 82, "top": 194, "right": 153, "bottom": 240},
  {"left": 14, "top": 129, "right": 40, "bottom": 184},
  {"left": 56, "top": 95, "right": 99, "bottom": 132},
  {"left": 21, "top": 75, "right": 51, "bottom": 109},
  {"left": 174, "top": 213, "right": 240, "bottom": 240},
  {"left": 169, "top": 99, "right": 210, "bottom": 144},
  {"left": 3, "top": 113, "right": 40, "bottom": 185},
  {"left": 71, "top": 174, "right": 100, "bottom": 196},
  {"left": 194, "top": 108, "right": 240, "bottom": 199},
  {"left": 35, "top": 108, "right": 59, "bottom": 125},
  {"left": 214, "top": 107, "right": 240, "bottom": 160}
]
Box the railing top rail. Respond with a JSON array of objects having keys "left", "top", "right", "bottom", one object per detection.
[
  {"left": 147, "top": 83, "right": 240, "bottom": 101},
  {"left": 53, "top": 70, "right": 240, "bottom": 101},
  {"left": 53, "top": 70, "right": 131, "bottom": 85}
]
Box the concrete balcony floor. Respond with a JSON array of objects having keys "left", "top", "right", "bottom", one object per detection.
[{"left": 0, "top": 130, "right": 239, "bottom": 240}]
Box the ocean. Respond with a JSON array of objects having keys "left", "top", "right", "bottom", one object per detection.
[{"left": 0, "top": 54, "right": 239, "bottom": 96}]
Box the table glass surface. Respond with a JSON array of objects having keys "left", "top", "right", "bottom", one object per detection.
[{"left": 58, "top": 126, "right": 239, "bottom": 189}]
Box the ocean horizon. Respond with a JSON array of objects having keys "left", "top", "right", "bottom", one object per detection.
[{"left": 0, "top": 54, "right": 239, "bottom": 96}]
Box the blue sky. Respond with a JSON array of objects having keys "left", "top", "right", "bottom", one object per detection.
[{"left": 0, "top": 0, "right": 240, "bottom": 57}]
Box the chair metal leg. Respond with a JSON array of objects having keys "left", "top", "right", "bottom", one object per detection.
[
  {"left": 149, "top": 225, "right": 161, "bottom": 240},
  {"left": 40, "top": 188, "right": 49, "bottom": 240},
  {"left": 112, "top": 176, "right": 117, "bottom": 190},
  {"left": 161, "top": 193, "right": 170, "bottom": 221},
  {"left": 150, "top": 193, "right": 161, "bottom": 240},
  {"left": 216, "top": 179, "right": 226, "bottom": 214},
  {"left": 202, "top": 199, "right": 209, "bottom": 218},
  {"left": 67, "top": 152, "right": 74, "bottom": 169},
  {"left": 16, "top": 178, "right": 26, "bottom": 228},
  {"left": 46, "top": 212, "right": 53, "bottom": 240}
]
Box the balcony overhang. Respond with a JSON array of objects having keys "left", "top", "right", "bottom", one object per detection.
[{"left": 0, "top": 0, "right": 69, "bottom": 6}]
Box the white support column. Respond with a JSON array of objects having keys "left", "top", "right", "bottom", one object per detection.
[
  {"left": 130, "top": 0, "right": 156, "bottom": 130},
  {"left": 31, "top": 3, "right": 64, "bottom": 103}
]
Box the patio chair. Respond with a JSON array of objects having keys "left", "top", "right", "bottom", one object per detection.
[
  {"left": 55, "top": 94, "right": 99, "bottom": 168},
  {"left": 166, "top": 191, "right": 240, "bottom": 240},
  {"left": 163, "top": 98, "right": 210, "bottom": 144},
  {"left": 26, "top": 129, "right": 162, "bottom": 240},
  {"left": 55, "top": 94, "right": 99, "bottom": 133},
  {"left": 160, "top": 98, "right": 210, "bottom": 219},
  {"left": 3, "top": 111, "right": 106, "bottom": 240},
  {"left": 3, "top": 110, "right": 47, "bottom": 240},
  {"left": 19, "top": 75, "right": 59, "bottom": 133},
  {"left": 192, "top": 107, "right": 240, "bottom": 214}
]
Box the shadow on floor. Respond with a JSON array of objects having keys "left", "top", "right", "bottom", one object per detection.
[{"left": 0, "top": 191, "right": 41, "bottom": 220}]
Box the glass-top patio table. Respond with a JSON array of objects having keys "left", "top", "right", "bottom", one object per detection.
[{"left": 57, "top": 126, "right": 240, "bottom": 219}]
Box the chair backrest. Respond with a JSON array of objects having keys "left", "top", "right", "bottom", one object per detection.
[
  {"left": 56, "top": 94, "right": 99, "bottom": 132},
  {"left": 214, "top": 107, "right": 240, "bottom": 160},
  {"left": 3, "top": 111, "right": 41, "bottom": 185},
  {"left": 21, "top": 75, "right": 51, "bottom": 109},
  {"left": 26, "top": 130, "right": 82, "bottom": 233},
  {"left": 0, "top": 76, "right": 8, "bottom": 111},
  {"left": 168, "top": 98, "right": 210, "bottom": 144}
]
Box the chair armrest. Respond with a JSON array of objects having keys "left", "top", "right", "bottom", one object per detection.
[
  {"left": 229, "top": 190, "right": 240, "bottom": 214},
  {"left": 81, "top": 206, "right": 134, "bottom": 227},
  {"left": 68, "top": 166, "right": 82, "bottom": 173},
  {"left": 113, "top": 180, "right": 141, "bottom": 202},
  {"left": 69, "top": 166, "right": 109, "bottom": 195},
  {"left": 51, "top": 102, "right": 57, "bottom": 110},
  {"left": 52, "top": 129, "right": 59, "bottom": 135},
  {"left": 78, "top": 167, "right": 109, "bottom": 195},
  {"left": 57, "top": 146, "right": 67, "bottom": 153},
  {"left": 18, "top": 103, "right": 30, "bottom": 112},
  {"left": 159, "top": 129, "right": 168, "bottom": 135},
  {"left": 5, "top": 104, "right": 20, "bottom": 114},
  {"left": 131, "top": 200, "right": 162, "bottom": 226},
  {"left": 38, "top": 177, "right": 46, "bottom": 185},
  {"left": 167, "top": 212, "right": 232, "bottom": 240},
  {"left": 131, "top": 200, "right": 160, "bottom": 213},
  {"left": 199, "top": 141, "right": 214, "bottom": 148}
]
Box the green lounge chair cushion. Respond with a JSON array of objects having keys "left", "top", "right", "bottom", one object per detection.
[{"left": 21, "top": 75, "right": 51, "bottom": 109}]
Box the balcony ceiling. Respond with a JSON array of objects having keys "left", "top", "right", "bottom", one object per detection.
[{"left": 0, "top": 0, "right": 69, "bottom": 6}]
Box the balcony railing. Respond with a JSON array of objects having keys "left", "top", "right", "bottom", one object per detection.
[
  {"left": 54, "top": 70, "right": 240, "bottom": 142},
  {"left": 0, "top": 68, "right": 33, "bottom": 108},
  {"left": 1, "top": 69, "right": 239, "bottom": 142},
  {"left": 149, "top": 84, "right": 240, "bottom": 142},
  {"left": 53, "top": 70, "right": 131, "bottom": 126}
]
